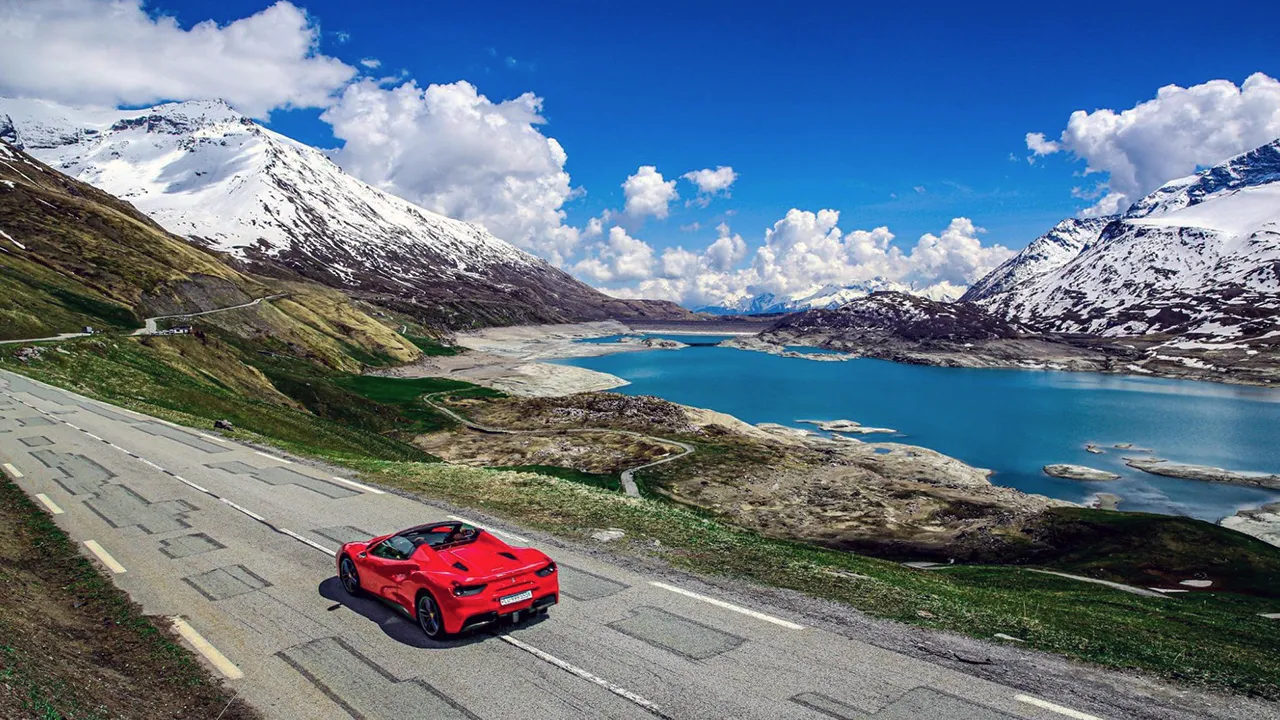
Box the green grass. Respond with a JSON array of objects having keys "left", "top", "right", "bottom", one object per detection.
[
  {"left": 489, "top": 465, "right": 623, "bottom": 492},
  {"left": 403, "top": 335, "right": 462, "bottom": 356},
  {"left": 334, "top": 375, "right": 503, "bottom": 433}
]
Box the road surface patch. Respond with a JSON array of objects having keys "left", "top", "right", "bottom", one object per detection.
[
  {"left": 30, "top": 449, "right": 114, "bottom": 495},
  {"left": 83, "top": 539, "right": 126, "bottom": 573},
  {"left": 496, "top": 633, "right": 670, "bottom": 719},
  {"left": 76, "top": 402, "right": 141, "bottom": 424},
  {"left": 791, "top": 692, "right": 872, "bottom": 719},
  {"left": 18, "top": 435, "right": 52, "bottom": 447},
  {"left": 85, "top": 484, "right": 197, "bottom": 534},
  {"left": 312, "top": 526, "right": 373, "bottom": 546},
  {"left": 557, "top": 563, "right": 630, "bottom": 601},
  {"left": 207, "top": 461, "right": 357, "bottom": 499},
  {"left": 134, "top": 422, "right": 228, "bottom": 453},
  {"left": 16, "top": 416, "right": 54, "bottom": 427},
  {"left": 1015, "top": 695, "right": 1104, "bottom": 720},
  {"left": 608, "top": 605, "right": 745, "bottom": 660},
  {"left": 34, "top": 492, "right": 64, "bottom": 514},
  {"left": 183, "top": 564, "right": 272, "bottom": 601},
  {"left": 278, "top": 637, "right": 479, "bottom": 719},
  {"left": 171, "top": 617, "right": 244, "bottom": 680},
  {"left": 159, "top": 532, "right": 227, "bottom": 559},
  {"left": 649, "top": 581, "right": 806, "bottom": 630}
]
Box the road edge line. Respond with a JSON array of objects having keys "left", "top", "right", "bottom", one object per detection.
[
  {"left": 171, "top": 617, "right": 244, "bottom": 680},
  {"left": 35, "top": 493, "right": 64, "bottom": 514},
  {"left": 1015, "top": 694, "right": 1104, "bottom": 720},
  {"left": 83, "top": 540, "right": 126, "bottom": 573},
  {"left": 649, "top": 581, "right": 805, "bottom": 630}
]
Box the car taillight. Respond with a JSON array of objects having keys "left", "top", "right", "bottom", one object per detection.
[
  {"left": 452, "top": 583, "right": 487, "bottom": 597},
  {"left": 535, "top": 561, "right": 556, "bottom": 577}
]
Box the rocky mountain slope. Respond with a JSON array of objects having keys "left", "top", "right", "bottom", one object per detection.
[
  {"left": 0, "top": 97, "right": 692, "bottom": 329},
  {"left": 961, "top": 217, "right": 1114, "bottom": 302},
  {"left": 968, "top": 139, "right": 1280, "bottom": 346},
  {"left": 0, "top": 139, "right": 262, "bottom": 339}
]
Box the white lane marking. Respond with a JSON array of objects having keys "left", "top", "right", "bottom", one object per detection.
[
  {"left": 172, "top": 476, "right": 210, "bottom": 494},
  {"left": 331, "top": 476, "right": 385, "bottom": 495},
  {"left": 1015, "top": 695, "right": 1104, "bottom": 720},
  {"left": 497, "top": 633, "right": 668, "bottom": 718},
  {"left": 2, "top": 462, "right": 22, "bottom": 479},
  {"left": 219, "top": 497, "right": 267, "bottom": 523},
  {"left": 280, "top": 529, "right": 338, "bottom": 557},
  {"left": 198, "top": 433, "right": 226, "bottom": 443},
  {"left": 65, "top": 423, "right": 81, "bottom": 430},
  {"left": 84, "top": 432, "right": 104, "bottom": 442},
  {"left": 84, "top": 540, "right": 126, "bottom": 574},
  {"left": 35, "top": 493, "right": 64, "bottom": 514},
  {"left": 648, "top": 581, "right": 805, "bottom": 630},
  {"left": 448, "top": 515, "right": 528, "bottom": 544},
  {"left": 253, "top": 450, "right": 290, "bottom": 464},
  {"left": 171, "top": 617, "right": 244, "bottom": 680}
]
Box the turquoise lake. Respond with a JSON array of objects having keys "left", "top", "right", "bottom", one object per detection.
[{"left": 555, "top": 335, "right": 1280, "bottom": 522}]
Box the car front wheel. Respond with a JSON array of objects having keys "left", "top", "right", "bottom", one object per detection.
[
  {"left": 339, "top": 557, "right": 361, "bottom": 596},
  {"left": 416, "top": 592, "right": 445, "bottom": 639}
]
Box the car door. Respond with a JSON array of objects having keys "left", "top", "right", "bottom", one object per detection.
[{"left": 364, "top": 537, "right": 417, "bottom": 608}]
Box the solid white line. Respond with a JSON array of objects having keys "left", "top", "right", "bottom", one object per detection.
[
  {"left": 448, "top": 515, "right": 528, "bottom": 544},
  {"left": 497, "top": 634, "right": 666, "bottom": 717},
  {"left": 198, "top": 433, "right": 227, "bottom": 443},
  {"left": 35, "top": 493, "right": 64, "bottom": 514},
  {"left": 1, "top": 462, "right": 22, "bottom": 479},
  {"left": 280, "top": 528, "right": 338, "bottom": 557},
  {"left": 253, "top": 450, "right": 290, "bottom": 464},
  {"left": 331, "top": 476, "right": 385, "bottom": 494},
  {"left": 171, "top": 617, "right": 244, "bottom": 680},
  {"left": 648, "top": 581, "right": 805, "bottom": 630},
  {"left": 84, "top": 540, "right": 126, "bottom": 574},
  {"left": 1015, "top": 694, "right": 1104, "bottom": 720}
]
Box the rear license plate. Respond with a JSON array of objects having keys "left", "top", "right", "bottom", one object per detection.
[{"left": 499, "top": 590, "right": 533, "bottom": 606}]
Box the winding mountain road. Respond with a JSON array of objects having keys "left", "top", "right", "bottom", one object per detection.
[
  {"left": 0, "top": 294, "right": 286, "bottom": 345},
  {"left": 422, "top": 393, "right": 694, "bottom": 497},
  {"left": 0, "top": 369, "right": 1271, "bottom": 720}
]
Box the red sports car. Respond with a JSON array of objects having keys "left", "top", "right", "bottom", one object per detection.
[{"left": 337, "top": 521, "right": 558, "bottom": 639}]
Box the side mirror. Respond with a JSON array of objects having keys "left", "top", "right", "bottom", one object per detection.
[{"left": 357, "top": 552, "right": 366, "bottom": 559}]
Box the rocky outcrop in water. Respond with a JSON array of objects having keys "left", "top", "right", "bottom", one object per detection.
[
  {"left": 1124, "top": 458, "right": 1280, "bottom": 490},
  {"left": 1044, "top": 464, "right": 1121, "bottom": 481}
]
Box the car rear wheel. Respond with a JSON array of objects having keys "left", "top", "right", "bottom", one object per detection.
[
  {"left": 339, "top": 556, "right": 361, "bottom": 596},
  {"left": 416, "top": 592, "right": 445, "bottom": 639}
]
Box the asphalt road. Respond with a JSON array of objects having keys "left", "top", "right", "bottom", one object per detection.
[{"left": 0, "top": 368, "right": 1272, "bottom": 720}]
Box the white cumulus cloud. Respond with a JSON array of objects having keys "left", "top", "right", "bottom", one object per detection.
[
  {"left": 323, "top": 78, "right": 581, "bottom": 264},
  {"left": 682, "top": 166, "right": 737, "bottom": 206},
  {"left": 1028, "top": 72, "right": 1280, "bottom": 214},
  {"left": 0, "top": 0, "right": 356, "bottom": 118},
  {"left": 572, "top": 226, "right": 655, "bottom": 283},
  {"left": 579, "top": 210, "right": 1013, "bottom": 308},
  {"left": 622, "top": 165, "right": 678, "bottom": 219}
]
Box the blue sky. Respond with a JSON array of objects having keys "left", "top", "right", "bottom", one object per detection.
[
  {"left": 4, "top": 0, "right": 1279, "bottom": 306},
  {"left": 167, "top": 0, "right": 1278, "bottom": 248}
]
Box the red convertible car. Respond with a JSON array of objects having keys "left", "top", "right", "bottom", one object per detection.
[{"left": 337, "top": 521, "right": 558, "bottom": 639}]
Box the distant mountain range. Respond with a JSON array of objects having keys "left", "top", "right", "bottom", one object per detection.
[
  {"left": 0, "top": 97, "right": 692, "bottom": 329},
  {"left": 696, "top": 278, "right": 962, "bottom": 316},
  {"left": 964, "top": 139, "right": 1280, "bottom": 343}
]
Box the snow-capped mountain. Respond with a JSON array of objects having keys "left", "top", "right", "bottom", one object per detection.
[
  {"left": 697, "top": 278, "right": 962, "bottom": 316},
  {"left": 969, "top": 138, "right": 1280, "bottom": 342},
  {"left": 960, "top": 217, "right": 1114, "bottom": 302},
  {"left": 0, "top": 97, "right": 690, "bottom": 328}
]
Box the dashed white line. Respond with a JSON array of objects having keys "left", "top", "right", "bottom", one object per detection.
[
  {"left": 218, "top": 497, "right": 268, "bottom": 523},
  {"left": 1015, "top": 695, "right": 1105, "bottom": 720},
  {"left": 172, "top": 476, "right": 210, "bottom": 494},
  {"left": 171, "top": 617, "right": 244, "bottom": 680},
  {"left": 331, "top": 476, "right": 385, "bottom": 495},
  {"left": 1, "top": 462, "right": 22, "bottom": 479},
  {"left": 84, "top": 540, "right": 126, "bottom": 574},
  {"left": 448, "top": 515, "right": 529, "bottom": 544},
  {"left": 35, "top": 493, "right": 64, "bottom": 514},
  {"left": 65, "top": 422, "right": 81, "bottom": 430},
  {"left": 198, "top": 433, "right": 227, "bottom": 443},
  {"left": 84, "top": 432, "right": 105, "bottom": 442},
  {"left": 253, "top": 450, "right": 290, "bottom": 464},
  {"left": 649, "top": 581, "right": 805, "bottom": 630},
  {"left": 280, "top": 528, "right": 338, "bottom": 557},
  {"left": 497, "top": 633, "right": 669, "bottom": 718}
]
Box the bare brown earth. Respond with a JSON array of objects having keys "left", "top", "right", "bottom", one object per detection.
[
  {"left": 416, "top": 427, "right": 677, "bottom": 473},
  {"left": 441, "top": 392, "right": 1070, "bottom": 561},
  {"left": 0, "top": 474, "right": 258, "bottom": 720}
]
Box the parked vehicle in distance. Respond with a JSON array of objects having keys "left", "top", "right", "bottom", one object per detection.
[{"left": 337, "top": 521, "right": 558, "bottom": 639}]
